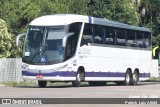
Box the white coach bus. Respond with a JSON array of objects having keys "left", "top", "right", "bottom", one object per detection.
[{"left": 16, "top": 14, "right": 152, "bottom": 87}]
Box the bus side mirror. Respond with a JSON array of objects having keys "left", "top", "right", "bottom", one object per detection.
[
  {"left": 62, "top": 32, "right": 74, "bottom": 47},
  {"left": 16, "top": 33, "right": 25, "bottom": 47}
]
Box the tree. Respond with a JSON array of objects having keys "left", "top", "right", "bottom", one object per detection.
[
  {"left": 0, "top": 0, "right": 160, "bottom": 57},
  {"left": 138, "top": 0, "right": 160, "bottom": 46},
  {"left": 69, "top": 0, "right": 89, "bottom": 15},
  {"left": 0, "top": 19, "right": 12, "bottom": 57},
  {"left": 88, "top": 0, "right": 140, "bottom": 25}
]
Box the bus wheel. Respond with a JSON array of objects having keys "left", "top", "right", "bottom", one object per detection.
[
  {"left": 38, "top": 81, "right": 47, "bottom": 88},
  {"left": 131, "top": 71, "right": 139, "bottom": 85},
  {"left": 124, "top": 70, "right": 132, "bottom": 85},
  {"left": 72, "top": 70, "right": 84, "bottom": 87}
]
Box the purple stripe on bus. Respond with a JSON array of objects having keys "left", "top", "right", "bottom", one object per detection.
[
  {"left": 22, "top": 71, "right": 76, "bottom": 77},
  {"left": 88, "top": 16, "right": 92, "bottom": 24},
  {"left": 85, "top": 72, "right": 125, "bottom": 77},
  {"left": 22, "top": 71, "right": 150, "bottom": 78},
  {"left": 139, "top": 73, "right": 150, "bottom": 78}
]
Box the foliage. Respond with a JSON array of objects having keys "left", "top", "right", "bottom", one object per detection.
[
  {"left": 2, "top": 81, "right": 37, "bottom": 87},
  {"left": 139, "top": 0, "right": 160, "bottom": 46},
  {"left": 0, "top": 0, "right": 160, "bottom": 57},
  {"left": 0, "top": 19, "right": 12, "bottom": 57},
  {"left": 69, "top": 0, "right": 89, "bottom": 15},
  {"left": 88, "top": 0, "right": 139, "bottom": 25}
]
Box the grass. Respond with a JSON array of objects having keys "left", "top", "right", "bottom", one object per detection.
[
  {"left": 146, "top": 77, "right": 160, "bottom": 82},
  {"left": 1, "top": 81, "right": 37, "bottom": 87},
  {"left": 1, "top": 81, "right": 89, "bottom": 87}
]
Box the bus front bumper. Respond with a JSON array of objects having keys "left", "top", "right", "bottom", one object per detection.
[{"left": 22, "top": 75, "right": 76, "bottom": 81}]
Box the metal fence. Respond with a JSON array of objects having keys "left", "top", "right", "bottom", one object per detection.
[{"left": 0, "top": 58, "right": 23, "bottom": 83}]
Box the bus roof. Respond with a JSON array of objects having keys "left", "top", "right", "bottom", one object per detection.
[{"left": 29, "top": 14, "right": 151, "bottom": 32}]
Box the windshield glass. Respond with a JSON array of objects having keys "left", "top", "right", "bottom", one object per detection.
[{"left": 23, "top": 26, "right": 66, "bottom": 65}]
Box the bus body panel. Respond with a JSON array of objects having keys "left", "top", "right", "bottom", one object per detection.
[
  {"left": 77, "top": 44, "right": 151, "bottom": 81},
  {"left": 21, "top": 14, "right": 152, "bottom": 84},
  {"left": 22, "top": 44, "right": 151, "bottom": 81}
]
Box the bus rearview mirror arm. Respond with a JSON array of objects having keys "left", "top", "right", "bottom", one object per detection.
[
  {"left": 16, "top": 33, "right": 25, "bottom": 47},
  {"left": 62, "top": 32, "right": 74, "bottom": 47}
]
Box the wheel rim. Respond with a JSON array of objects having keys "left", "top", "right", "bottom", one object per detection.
[
  {"left": 77, "top": 73, "right": 81, "bottom": 82},
  {"left": 133, "top": 73, "right": 138, "bottom": 82},
  {"left": 126, "top": 73, "right": 130, "bottom": 83}
]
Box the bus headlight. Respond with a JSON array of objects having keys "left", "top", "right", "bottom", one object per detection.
[{"left": 22, "top": 64, "right": 29, "bottom": 71}]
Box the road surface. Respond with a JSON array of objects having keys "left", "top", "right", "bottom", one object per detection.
[{"left": 0, "top": 82, "right": 160, "bottom": 107}]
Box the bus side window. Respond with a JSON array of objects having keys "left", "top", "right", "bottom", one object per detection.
[
  {"left": 94, "top": 25, "right": 103, "bottom": 44},
  {"left": 106, "top": 27, "right": 114, "bottom": 45},
  {"left": 127, "top": 30, "right": 137, "bottom": 47},
  {"left": 144, "top": 32, "right": 151, "bottom": 48},
  {"left": 65, "top": 22, "right": 82, "bottom": 60},
  {"left": 137, "top": 32, "right": 144, "bottom": 48},
  {"left": 116, "top": 29, "right": 126, "bottom": 46},
  {"left": 81, "top": 23, "right": 94, "bottom": 46}
]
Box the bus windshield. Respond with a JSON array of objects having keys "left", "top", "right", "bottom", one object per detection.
[{"left": 23, "top": 26, "right": 66, "bottom": 65}]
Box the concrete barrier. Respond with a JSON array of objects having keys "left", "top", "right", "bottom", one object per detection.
[
  {"left": 151, "top": 59, "right": 159, "bottom": 77},
  {"left": 0, "top": 58, "right": 23, "bottom": 82}
]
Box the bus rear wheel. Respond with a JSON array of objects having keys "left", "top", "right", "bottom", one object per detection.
[
  {"left": 124, "top": 70, "right": 132, "bottom": 85},
  {"left": 72, "top": 70, "right": 84, "bottom": 87},
  {"left": 131, "top": 71, "right": 139, "bottom": 85},
  {"left": 38, "top": 81, "right": 47, "bottom": 88}
]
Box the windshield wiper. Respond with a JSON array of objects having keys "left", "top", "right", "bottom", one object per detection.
[
  {"left": 30, "top": 47, "right": 41, "bottom": 62},
  {"left": 30, "top": 44, "right": 45, "bottom": 62},
  {"left": 30, "top": 44, "right": 52, "bottom": 65}
]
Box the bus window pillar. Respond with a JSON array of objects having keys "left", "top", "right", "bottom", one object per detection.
[{"left": 114, "top": 30, "right": 117, "bottom": 45}]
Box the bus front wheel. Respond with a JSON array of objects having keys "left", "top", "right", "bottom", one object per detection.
[
  {"left": 38, "top": 81, "right": 47, "bottom": 88},
  {"left": 72, "top": 70, "right": 84, "bottom": 87}
]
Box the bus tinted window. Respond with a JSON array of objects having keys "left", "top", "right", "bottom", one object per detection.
[
  {"left": 136, "top": 32, "right": 144, "bottom": 48},
  {"left": 94, "top": 25, "right": 103, "bottom": 43},
  {"left": 144, "top": 32, "right": 151, "bottom": 48},
  {"left": 65, "top": 22, "right": 82, "bottom": 60},
  {"left": 116, "top": 29, "right": 127, "bottom": 46},
  {"left": 127, "top": 30, "right": 137, "bottom": 47},
  {"left": 106, "top": 27, "right": 115, "bottom": 45},
  {"left": 81, "top": 23, "right": 151, "bottom": 50},
  {"left": 81, "top": 23, "right": 94, "bottom": 45}
]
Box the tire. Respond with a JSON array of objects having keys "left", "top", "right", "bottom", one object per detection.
[
  {"left": 131, "top": 71, "right": 139, "bottom": 85},
  {"left": 72, "top": 70, "right": 84, "bottom": 87},
  {"left": 38, "top": 81, "right": 47, "bottom": 88},
  {"left": 124, "top": 70, "right": 132, "bottom": 86}
]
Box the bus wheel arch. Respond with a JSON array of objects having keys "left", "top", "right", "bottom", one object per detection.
[
  {"left": 131, "top": 68, "right": 139, "bottom": 85},
  {"left": 72, "top": 66, "right": 85, "bottom": 87}
]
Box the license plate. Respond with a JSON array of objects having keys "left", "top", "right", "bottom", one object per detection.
[{"left": 36, "top": 75, "right": 44, "bottom": 79}]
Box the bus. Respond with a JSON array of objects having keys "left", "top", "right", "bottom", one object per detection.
[{"left": 16, "top": 14, "right": 152, "bottom": 87}]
